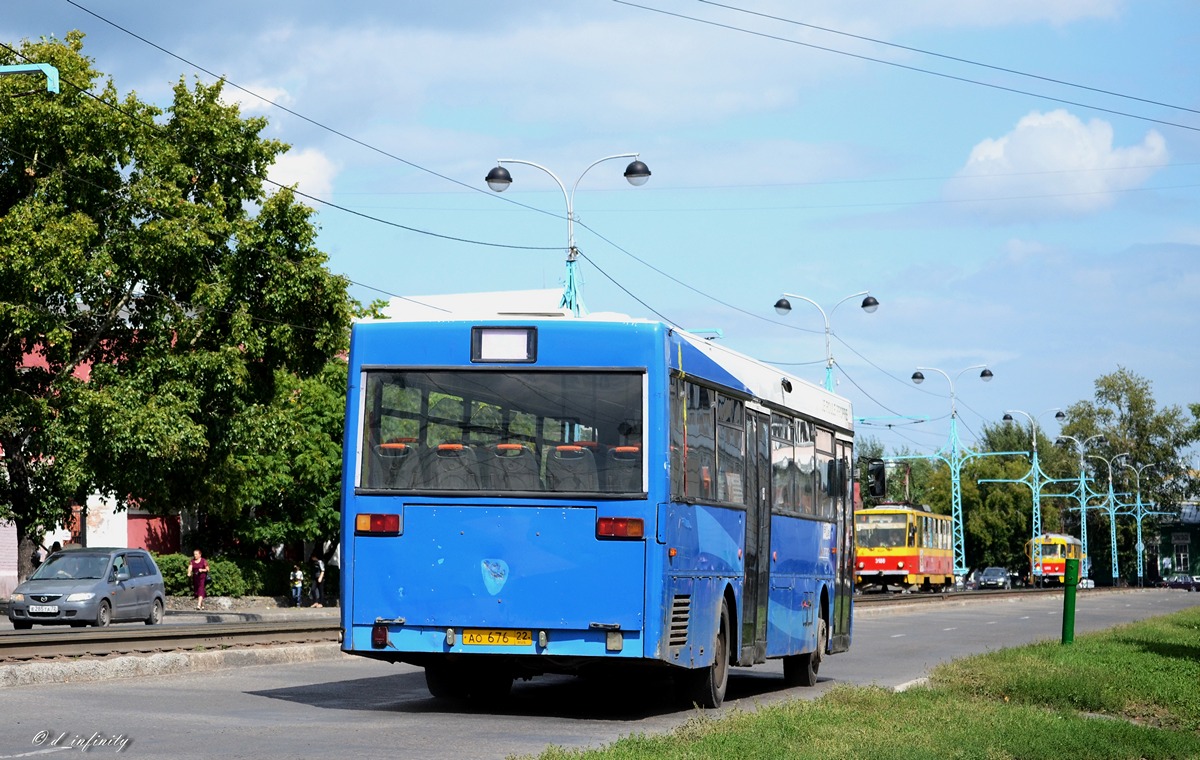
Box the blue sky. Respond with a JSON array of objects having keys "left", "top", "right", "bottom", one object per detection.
[{"left": 6, "top": 1, "right": 1199, "bottom": 458}]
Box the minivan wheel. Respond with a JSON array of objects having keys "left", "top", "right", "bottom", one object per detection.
[
  {"left": 95, "top": 599, "right": 112, "bottom": 627},
  {"left": 145, "top": 598, "right": 164, "bottom": 625}
]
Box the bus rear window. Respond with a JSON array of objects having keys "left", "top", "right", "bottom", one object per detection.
[{"left": 358, "top": 370, "right": 644, "bottom": 495}]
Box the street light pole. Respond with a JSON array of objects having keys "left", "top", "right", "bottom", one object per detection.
[
  {"left": 773, "top": 291, "right": 879, "bottom": 391},
  {"left": 910, "top": 364, "right": 994, "bottom": 577},
  {"left": 1049, "top": 434, "right": 1104, "bottom": 580},
  {"left": 1088, "top": 452, "right": 1129, "bottom": 586},
  {"left": 1000, "top": 408, "right": 1065, "bottom": 583},
  {"left": 485, "top": 154, "right": 651, "bottom": 317},
  {"left": 1117, "top": 461, "right": 1170, "bottom": 588}
]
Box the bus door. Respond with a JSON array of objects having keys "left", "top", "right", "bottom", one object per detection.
[
  {"left": 740, "top": 410, "right": 771, "bottom": 665},
  {"left": 830, "top": 441, "right": 854, "bottom": 653}
]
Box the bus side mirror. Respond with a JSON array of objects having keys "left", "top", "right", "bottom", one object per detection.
[{"left": 867, "top": 459, "right": 886, "bottom": 498}]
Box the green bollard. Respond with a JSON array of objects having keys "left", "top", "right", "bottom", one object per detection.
[{"left": 1062, "top": 557, "right": 1079, "bottom": 645}]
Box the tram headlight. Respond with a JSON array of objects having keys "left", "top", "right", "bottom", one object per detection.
[
  {"left": 857, "top": 561, "right": 864, "bottom": 570},
  {"left": 896, "top": 561, "right": 905, "bottom": 569}
]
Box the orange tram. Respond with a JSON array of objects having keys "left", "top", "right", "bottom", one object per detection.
[
  {"left": 853, "top": 503, "right": 953, "bottom": 593},
  {"left": 1025, "top": 533, "right": 1084, "bottom": 587}
]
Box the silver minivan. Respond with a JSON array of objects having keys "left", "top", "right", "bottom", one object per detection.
[{"left": 7, "top": 547, "right": 166, "bottom": 629}]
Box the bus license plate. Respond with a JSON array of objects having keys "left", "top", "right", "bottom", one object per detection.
[
  {"left": 29, "top": 605, "right": 58, "bottom": 613},
  {"left": 463, "top": 629, "right": 532, "bottom": 646}
]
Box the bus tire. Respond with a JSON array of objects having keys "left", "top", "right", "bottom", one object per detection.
[
  {"left": 424, "top": 661, "right": 469, "bottom": 699},
  {"left": 679, "top": 600, "right": 730, "bottom": 709},
  {"left": 783, "top": 614, "right": 826, "bottom": 687}
]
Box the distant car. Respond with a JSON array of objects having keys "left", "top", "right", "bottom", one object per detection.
[
  {"left": 1161, "top": 574, "right": 1198, "bottom": 591},
  {"left": 977, "top": 567, "right": 1011, "bottom": 590},
  {"left": 1077, "top": 578, "right": 1095, "bottom": 589},
  {"left": 7, "top": 547, "right": 166, "bottom": 629}
]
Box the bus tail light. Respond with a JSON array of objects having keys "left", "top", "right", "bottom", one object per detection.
[
  {"left": 596, "top": 517, "right": 644, "bottom": 539},
  {"left": 371, "top": 623, "right": 389, "bottom": 649},
  {"left": 356, "top": 513, "right": 401, "bottom": 536}
]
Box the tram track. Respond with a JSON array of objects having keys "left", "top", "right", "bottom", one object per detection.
[
  {"left": 854, "top": 586, "right": 1116, "bottom": 608},
  {"left": 0, "top": 620, "right": 340, "bottom": 663}
]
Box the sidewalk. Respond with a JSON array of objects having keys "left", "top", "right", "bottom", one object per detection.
[{"left": 164, "top": 595, "right": 340, "bottom": 624}]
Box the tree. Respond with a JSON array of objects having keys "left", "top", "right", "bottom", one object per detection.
[
  {"left": 1058, "top": 368, "right": 1200, "bottom": 584},
  {"left": 1, "top": 34, "right": 356, "bottom": 578}
]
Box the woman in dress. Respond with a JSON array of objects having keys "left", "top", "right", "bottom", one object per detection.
[{"left": 187, "top": 549, "right": 209, "bottom": 610}]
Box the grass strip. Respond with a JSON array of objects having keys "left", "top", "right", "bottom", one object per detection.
[{"left": 522, "top": 606, "right": 1200, "bottom": 760}]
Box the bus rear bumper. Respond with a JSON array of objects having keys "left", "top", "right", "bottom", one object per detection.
[{"left": 343, "top": 623, "right": 646, "bottom": 662}]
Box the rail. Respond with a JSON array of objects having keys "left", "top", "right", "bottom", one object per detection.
[{"left": 0, "top": 620, "right": 340, "bottom": 663}]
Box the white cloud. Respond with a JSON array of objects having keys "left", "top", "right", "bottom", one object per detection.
[
  {"left": 944, "top": 110, "right": 1168, "bottom": 220},
  {"left": 219, "top": 83, "right": 293, "bottom": 116},
  {"left": 268, "top": 147, "right": 339, "bottom": 200}
]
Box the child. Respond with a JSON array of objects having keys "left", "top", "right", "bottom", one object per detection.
[{"left": 290, "top": 564, "right": 304, "bottom": 607}]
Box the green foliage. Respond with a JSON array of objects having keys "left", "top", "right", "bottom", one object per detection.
[
  {"left": 1, "top": 33, "right": 358, "bottom": 568},
  {"left": 154, "top": 553, "right": 298, "bottom": 598}
]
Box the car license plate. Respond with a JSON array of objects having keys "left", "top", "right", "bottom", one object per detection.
[
  {"left": 462, "top": 629, "right": 532, "bottom": 646},
  {"left": 29, "top": 605, "right": 58, "bottom": 613}
]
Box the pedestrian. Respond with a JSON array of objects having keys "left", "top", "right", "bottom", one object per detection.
[
  {"left": 290, "top": 564, "right": 304, "bottom": 607},
  {"left": 309, "top": 552, "right": 325, "bottom": 608},
  {"left": 187, "top": 549, "right": 209, "bottom": 610}
]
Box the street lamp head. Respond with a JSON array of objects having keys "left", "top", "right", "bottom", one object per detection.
[
  {"left": 774, "top": 297, "right": 792, "bottom": 316},
  {"left": 623, "top": 159, "right": 651, "bottom": 186},
  {"left": 911, "top": 371, "right": 925, "bottom": 385},
  {"left": 979, "top": 368, "right": 994, "bottom": 382},
  {"left": 1002, "top": 413, "right": 1014, "bottom": 423},
  {"left": 485, "top": 165, "right": 512, "bottom": 192},
  {"left": 861, "top": 295, "right": 879, "bottom": 313},
  {"left": 1055, "top": 410, "right": 1067, "bottom": 422}
]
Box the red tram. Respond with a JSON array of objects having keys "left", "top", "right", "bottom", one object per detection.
[{"left": 854, "top": 503, "right": 953, "bottom": 593}]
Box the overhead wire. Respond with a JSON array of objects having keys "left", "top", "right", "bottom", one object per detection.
[
  {"left": 0, "top": 40, "right": 559, "bottom": 254},
  {"left": 9, "top": 6, "right": 1136, "bottom": 448},
  {"left": 695, "top": 0, "right": 1200, "bottom": 116},
  {"left": 613, "top": 0, "right": 1200, "bottom": 133}
]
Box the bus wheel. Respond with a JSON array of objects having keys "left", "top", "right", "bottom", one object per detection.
[
  {"left": 784, "top": 615, "right": 826, "bottom": 687},
  {"left": 678, "top": 601, "right": 730, "bottom": 708},
  {"left": 424, "top": 661, "right": 469, "bottom": 699}
]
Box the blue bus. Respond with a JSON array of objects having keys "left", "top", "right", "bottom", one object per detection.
[{"left": 339, "top": 315, "right": 856, "bottom": 707}]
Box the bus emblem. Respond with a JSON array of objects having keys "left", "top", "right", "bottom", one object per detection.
[{"left": 482, "top": 559, "right": 510, "bottom": 595}]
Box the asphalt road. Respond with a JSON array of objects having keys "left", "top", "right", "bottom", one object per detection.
[{"left": 2, "top": 589, "right": 1198, "bottom": 760}]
